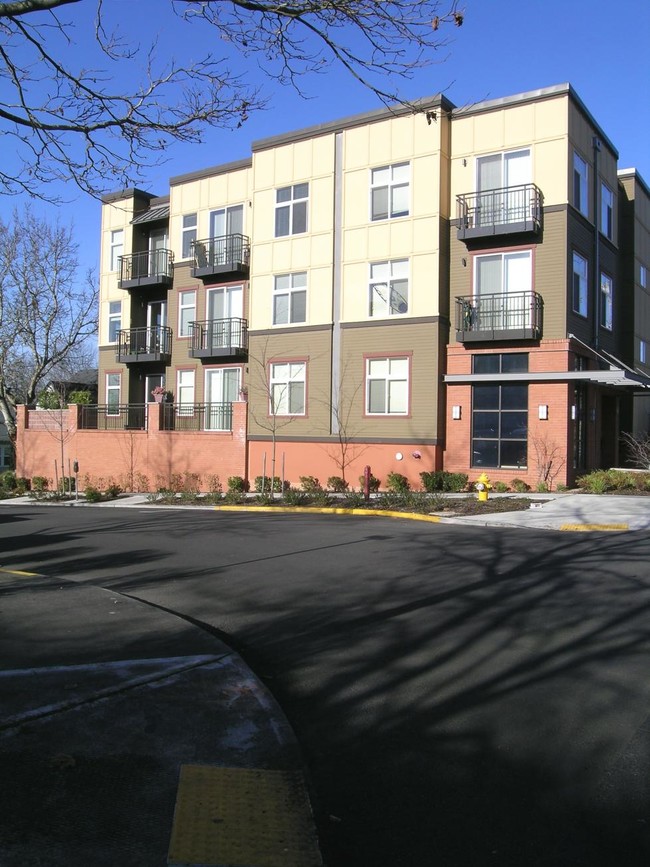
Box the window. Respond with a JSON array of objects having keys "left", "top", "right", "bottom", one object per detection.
[
  {"left": 472, "top": 354, "right": 528, "bottom": 469},
  {"left": 369, "top": 260, "right": 408, "bottom": 317},
  {"left": 641, "top": 265, "right": 647, "bottom": 289},
  {"left": 370, "top": 163, "right": 409, "bottom": 221},
  {"left": 273, "top": 272, "right": 307, "bottom": 325},
  {"left": 106, "top": 373, "right": 120, "bottom": 414},
  {"left": 270, "top": 362, "right": 306, "bottom": 415},
  {"left": 573, "top": 152, "right": 588, "bottom": 216},
  {"left": 182, "top": 213, "right": 197, "bottom": 259},
  {"left": 178, "top": 290, "right": 196, "bottom": 337},
  {"left": 641, "top": 340, "right": 647, "bottom": 365},
  {"left": 572, "top": 252, "right": 588, "bottom": 316},
  {"left": 476, "top": 149, "right": 531, "bottom": 225},
  {"left": 177, "top": 369, "right": 195, "bottom": 415},
  {"left": 109, "top": 229, "right": 123, "bottom": 272},
  {"left": 600, "top": 183, "right": 613, "bottom": 239},
  {"left": 366, "top": 356, "right": 409, "bottom": 415},
  {"left": 600, "top": 273, "right": 613, "bottom": 330},
  {"left": 275, "top": 184, "right": 308, "bottom": 237},
  {"left": 474, "top": 251, "right": 532, "bottom": 330},
  {"left": 0, "top": 444, "right": 12, "bottom": 469},
  {"left": 108, "top": 301, "right": 121, "bottom": 343}
]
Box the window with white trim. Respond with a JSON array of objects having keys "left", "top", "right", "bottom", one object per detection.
[
  {"left": 370, "top": 163, "right": 409, "bottom": 221},
  {"left": 572, "top": 251, "right": 588, "bottom": 316},
  {"left": 573, "top": 152, "right": 588, "bottom": 216},
  {"left": 369, "top": 260, "right": 409, "bottom": 317},
  {"left": 275, "top": 184, "right": 308, "bottom": 237},
  {"left": 177, "top": 369, "right": 195, "bottom": 415},
  {"left": 106, "top": 373, "right": 120, "bottom": 414},
  {"left": 108, "top": 301, "right": 121, "bottom": 343},
  {"left": 600, "top": 183, "right": 613, "bottom": 239},
  {"left": 366, "top": 357, "right": 409, "bottom": 415},
  {"left": 600, "top": 272, "right": 613, "bottom": 330},
  {"left": 181, "top": 213, "right": 197, "bottom": 259},
  {"left": 109, "top": 229, "right": 123, "bottom": 272},
  {"left": 273, "top": 272, "right": 307, "bottom": 325},
  {"left": 178, "top": 290, "right": 196, "bottom": 337},
  {"left": 270, "top": 362, "right": 306, "bottom": 416}
]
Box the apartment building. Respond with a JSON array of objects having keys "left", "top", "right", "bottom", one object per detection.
[{"left": 16, "top": 83, "right": 650, "bottom": 491}]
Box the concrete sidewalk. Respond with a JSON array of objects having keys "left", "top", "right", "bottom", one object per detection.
[{"left": 0, "top": 571, "right": 322, "bottom": 867}]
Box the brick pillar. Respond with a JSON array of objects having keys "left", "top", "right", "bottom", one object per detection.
[
  {"left": 147, "top": 402, "right": 163, "bottom": 432},
  {"left": 14, "top": 405, "right": 27, "bottom": 478}
]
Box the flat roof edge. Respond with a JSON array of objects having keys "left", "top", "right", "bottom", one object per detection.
[
  {"left": 170, "top": 157, "right": 253, "bottom": 187},
  {"left": 618, "top": 168, "right": 650, "bottom": 199},
  {"left": 101, "top": 188, "right": 156, "bottom": 205}
]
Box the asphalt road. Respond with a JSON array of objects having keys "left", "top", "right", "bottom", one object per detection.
[{"left": 2, "top": 506, "right": 650, "bottom": 866}]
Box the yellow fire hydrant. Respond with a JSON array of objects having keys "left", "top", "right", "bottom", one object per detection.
[{"left": 475, "top": 472, "right": 492, "bottom": 502}]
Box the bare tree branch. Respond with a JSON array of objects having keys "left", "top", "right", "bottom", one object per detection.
[{"left": 0, "top": 0, "right": 464, "bottom": 200}]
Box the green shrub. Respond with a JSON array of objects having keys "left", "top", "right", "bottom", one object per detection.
[
  {"left": 106, "top": 484, "right": 122, "bottom": 499},
  {"left": 327, "top": 476, "right": 348, "bottom": 493},
  {"left": 555, "top": 484, "right": 569, "bottom": 492},
  {"left": 84, "top": 485, "right": 102, "bottom": 503},
  {"left": 511, "top": 478, "right": 531, "bottom": 493},
  {"left": 223, "top": 490, "right": 246, "bottom": 504},
  {"left": 575, "top": 469, "right": 648, "bottom": 494},
  {"left": 419, "top": 471, "right": 468, "bottom": 492},
  {"left": 31, "top": 476, "right": 49, "bottom": 493},
  {"left": 386, "top": 472, "right": 410, "bottom": 493},
  {"left": 341, "top": 491, "right": 366, "bottom": 508},
  {"left": 536, "top": 482, "right": 550, "bottom": 493},
  {"left": 299, "top": 475, "right": 322, "bottom": 492},
  {"left": 36, "top": 390, "right": 62, "bottom": 409},
  {"left": 227, "top": 476, "right": 249, "bottom": 493},
  {"left": 67, "top": 390, "right": 92, "bottom": 404},
  {"left": 310, "top": 490, "right": 333, "bottom": 507},
  {"left": 492, "top": 481, "right": 510, "bottom": 493},
  {"left": 255, "top": 492, "right": 275, "bottom": 505},
  {"left": 206, "top": 474, "right": 223, "bottom": 495},
  {"left": 359, "top": 472, "right": 380, "bottom": 493},
  {"left": 0, "top": 470, "right": 16, "bottom": 491},
  {"left": 15, "top": 477, "right": 29, "bottom": 494},
  {"left": 377, "top": 491, "right": 437, "bottom": 513},
  {"left": 58, "top": 476, "right": 76, "bottom": 493},
  {"left": 254, "top": 475, "right": 288, "bottom": 493},
  {"left": 283, "top": 488, "right": 311, "bottom": 506}
]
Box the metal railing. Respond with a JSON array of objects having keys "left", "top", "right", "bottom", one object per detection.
[
  {"left": 455, "top": 291, "right": 543, "bottom": 339},
  {"left": 189, "top": 318, "right": 248, "bottom": 356},
  {"left": 78, "top": 404, "right": 146, "bottom": 430},
  {"left": 161, "top": 402, "right": 233, "bottom": 432},
  {"left": 457, "top": 184, "right": 542, "bottom": 233},
  {"left": 118, "top": 249, "right": 173, "bottom": 283},
  {"left": 191, "top": 234, "right": 250, "bottom": 271},
  {"left": 117, "top": 326, "right": 172, "bottom": 360}
]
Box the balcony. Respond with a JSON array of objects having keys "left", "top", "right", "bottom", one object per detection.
[
  {"left": 118, "top": 249, "right": 173, "bottom": 290},
  {"left": 455, "top": 291, "right": 543, "bottom": 342},
  {"left": 456, "top": 184, "right": 543, "bottom": 240},
  {"left": 189, "top": 317, "right": 248, "bottom": 359},
  {"left": 116, "top": 326, "right": 172, "bottom": 363},
  {"left": 161, "top": 402, "right": 233, "bottom": 432},
  {"left": 78, "top": 404, "right": 146, "bottom": 430},
  {"left": 191, "top": 234, "right": 250, "bottom": 280}
]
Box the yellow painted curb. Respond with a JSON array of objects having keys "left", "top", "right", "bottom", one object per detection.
[
  {"left": 560, "top": 523, "right": 629, "bottom": 532},
  {"left": 213, "top": 505, "right": 441, "bottom": 522}
]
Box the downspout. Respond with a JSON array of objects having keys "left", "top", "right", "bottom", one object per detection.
[
  {"left": 331, "top": 132, "right": 343, "bottom": 435},
  {"left": 592, "top": 136, "right": 601, "bottom": 350}
]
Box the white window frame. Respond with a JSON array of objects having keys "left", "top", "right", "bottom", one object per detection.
[
  {"left": 365, "top": 356, "right": 409, "bottom": 416},
  {"left": 109, "top": 229, "right": 123, "bottom": 272},
  {"left": 270, "top": 361, "right": 306, "bottom": 416},
  {"left": 600, "top": 272, "right": 613, "bottom": 331},
  {"left": 176, "top": 369, "right": 195, "bottom": 416},
  {"left": 600, "top": 183, "right": 613, "bottom": 239},
  {"left": 178, "top": 290, "right": 196, "bottom": 338},
  {"left": 370, "top": 162, "right": 410, "bottom": 221},
  {"left": 572, "top": 251, "right": 588, "bottom": 317},
  {"left": 108, "top": 300, "right": 121, "bottom": 343},
  {"left": 573, "top": 152, "right": 588, "bottom": 216},
  {"left": 181, "top": 213, "right": 197, "bottom": 259},
  {"left": 106, "top": 373, "right": 121, "bottom": 415},
  {"left": 273, "top": 272, "right": 307, "bottom": 325},
  {"left": 369, "top": 260, "right": 409, "bottom": 318},
  {"left": 274, "top": 184, "right": 309, "bottom": 237}
]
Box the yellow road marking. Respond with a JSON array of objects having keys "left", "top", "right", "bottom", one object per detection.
[
  {"left": 214, "top": 505, "right": 441, "bottom": 522},
  {"left": 560, "top": 523, "right": 629, "bottom": 532},
  {"left": 0, "top": 566, "right": 43, "bottom": 577}
]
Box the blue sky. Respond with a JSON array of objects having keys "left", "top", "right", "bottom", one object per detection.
[{"left": 2, "top": 0, "right": 648, "bottom": 277}]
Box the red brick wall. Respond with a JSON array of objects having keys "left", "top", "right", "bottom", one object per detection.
[{"left": 15, "top": 402, "right": 248, "bottom": 492}]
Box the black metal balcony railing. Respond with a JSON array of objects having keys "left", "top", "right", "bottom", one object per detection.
[
  {"left": 455, "top": 291, "right": 543, "bottom": 342},
  {"left": 116, "top": 326, "right": 172, "bottom": 363},
  {"left": 189, "top": 317, "right": 248, "bottom": 359},
  {"left": 78, "top": 404, "right": 146, "bottom": 430},
  {"left": 191, "top": 234, "right": 250, "bottom": 278},
  {"left": 456, "top": 184, "right": 543, "bottom": 240},
  {"left": 118, "top": 249, "right": 173, "bottom": 288},
  {"left": 161, "top": 402, "right": 233, "bottom": 432}
]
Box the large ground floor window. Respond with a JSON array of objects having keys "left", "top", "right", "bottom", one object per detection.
[{"left": 471, "top": 353, "right": 528, "bottom": 469}]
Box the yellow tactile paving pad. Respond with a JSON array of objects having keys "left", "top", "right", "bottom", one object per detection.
[
  {"left": 168, "top": 765, "right": 322, "bottom": 867},
  {"left": 560, "top": 523, "right": 628, "bottom": 532}
]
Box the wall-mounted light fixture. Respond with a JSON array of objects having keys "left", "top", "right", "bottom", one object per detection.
[
  {"left": 538, "top": 405, "right": 549, "bottom": 420},
  {"left": 461, "top": 257, "right": 467, "bottom": 267},
  {"left": 571, "top": 405, "right": 577, "bottom": 420},
  {"left": 452, "top": 405, "right": 462, "bottom": 420}
]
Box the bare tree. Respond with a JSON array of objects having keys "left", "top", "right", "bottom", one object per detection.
[
  {"left": 620, "top": 430, "right": 650, "bottom": 470},
  {"left": 0, "top": 207, "right": 98, "bottom": 447},
  {"left": 0, "top": 0, "right": 464, "bottom": 199},
  {"left": 531, "top": 431, "right": 565, "bottom": 491}
]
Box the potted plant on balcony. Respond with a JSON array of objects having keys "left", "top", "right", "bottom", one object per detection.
[{"left": 151, "top": 386, "right": 172, "bottom": 403}]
